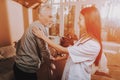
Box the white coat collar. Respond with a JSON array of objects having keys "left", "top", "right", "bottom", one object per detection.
[{"left": 76, "top": 36, "right": 92, "bottom": 46}]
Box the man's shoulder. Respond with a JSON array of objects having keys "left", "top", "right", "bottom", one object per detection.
[
  {"left": 30, "top": 21, "right": 43, "bottom": 28},
  {"left": 30, "top": 20, "right": 39, "bottom": 25}
]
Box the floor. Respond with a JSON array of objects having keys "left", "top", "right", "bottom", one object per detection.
[{"left": 0, "top": 53, "right": 120, "bottom": 80}]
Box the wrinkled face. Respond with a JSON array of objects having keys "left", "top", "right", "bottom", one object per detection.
[
  {"left": 78, "top": 14, "right": 86, "bottom": 35},
  {"left": 39, "top": 8, "right": 54, "bottom": 27},
  {"left": 44, "top": 9, "right": 54, "bottom": 27}
]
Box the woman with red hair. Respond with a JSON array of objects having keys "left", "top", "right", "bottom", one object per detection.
[{"left": 32, "top": 6, "right": 102, "bottom": 80}]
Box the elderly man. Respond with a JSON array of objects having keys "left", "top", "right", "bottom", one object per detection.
[{"left": 13, "top": 4, "right": 55, "bottom": 80}]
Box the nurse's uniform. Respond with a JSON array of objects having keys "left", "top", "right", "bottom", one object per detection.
[{"left": 61, "top": 37, "right": 100, "bottom": 80}]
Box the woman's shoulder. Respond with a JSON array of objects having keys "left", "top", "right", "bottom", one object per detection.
[{"left": 86, "top": 38, "right": 100, "bottom": 48}]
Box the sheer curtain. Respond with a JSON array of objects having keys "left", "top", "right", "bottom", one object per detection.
[{"left": 100, "top": 0, "right": 120, "bottom": 42}]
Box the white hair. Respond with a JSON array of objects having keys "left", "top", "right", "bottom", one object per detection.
[
  {"left": 38, "top": 4, "right": 52, "bottom": 15},
  {"left": 38, "top": 4, "right": 56, "bottom": 24}
]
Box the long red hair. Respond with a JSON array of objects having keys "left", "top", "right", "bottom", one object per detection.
[{"left": 81, "top": 6, "right": 102, "bottom": 66}]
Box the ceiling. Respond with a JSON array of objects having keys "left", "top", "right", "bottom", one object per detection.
[{"left": 12, "top": 0, "right": 47, "bottom": 8}]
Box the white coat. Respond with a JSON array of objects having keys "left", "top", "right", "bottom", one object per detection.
[{"left": 61, "top": 37, "right": 100, "bottom": 80}]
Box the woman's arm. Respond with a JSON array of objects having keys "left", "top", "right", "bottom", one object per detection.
[{"left": 32, "top": 27, "right": 68, "bottom": 53}]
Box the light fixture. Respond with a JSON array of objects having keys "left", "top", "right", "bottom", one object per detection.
[{"left": 12, "top": 0, "right": 48, "bottom": 8}]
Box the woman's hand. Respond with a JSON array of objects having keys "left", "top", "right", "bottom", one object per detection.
[{"left": 32, "top": 27, "right": 45, "bottom": 39}]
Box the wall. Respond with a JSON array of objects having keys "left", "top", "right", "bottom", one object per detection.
[
  {"left": 0, "top": 0, "right": 30, "bottom": 47},
  {"left": 6, "top": 0, "right": 24, "bottom": 43},
  {"left": 0, "top": 0, "right": 11, "bottom": 47}
]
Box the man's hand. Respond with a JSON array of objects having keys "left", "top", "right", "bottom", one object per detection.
[{"left": 50, "top": 63, "right": 56, "bottom": 70}]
